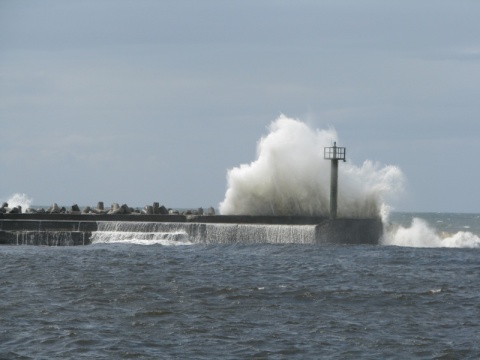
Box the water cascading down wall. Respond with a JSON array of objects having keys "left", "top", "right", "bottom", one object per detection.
[{"left": 0, "top": 213, "right": 382, "bottom": 246}]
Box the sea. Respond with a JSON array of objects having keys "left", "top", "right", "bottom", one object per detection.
[{"left": 1, "top": 212, "right": 480, "bottom": 359}]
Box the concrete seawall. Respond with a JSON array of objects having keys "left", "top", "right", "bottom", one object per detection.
[{"left": 0, "top": 213, "right": 383, "bottom": 246}]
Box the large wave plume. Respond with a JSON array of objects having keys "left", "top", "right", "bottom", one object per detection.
[{"left": 219, "top": 115, "right": 404, "bottom": 218}]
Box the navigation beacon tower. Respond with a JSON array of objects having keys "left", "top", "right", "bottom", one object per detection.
[{"left": 324, "top": 142, "right": 346, "bottom": 219}]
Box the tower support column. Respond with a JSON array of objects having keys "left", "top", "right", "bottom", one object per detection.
[
  {"left": 330, "top": 159, "right": 338, "bottom": 219},
  {"left": 324, "top": 142, "right": 346, "bottom": 219}
]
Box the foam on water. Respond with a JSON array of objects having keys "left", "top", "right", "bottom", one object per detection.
[
  {"left": 91, "top": 222, "right": 192, "bottom": 246},
  {"left": 91, "top": 232, "right": 192, "bottom": 246},
  {"left": 383, "top": 217, "right": 480, "bottom": 248}
]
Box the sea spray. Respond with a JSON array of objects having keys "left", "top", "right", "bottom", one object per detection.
[
  {"left": 219, "top": 115, "right": 404, "bottom": 218},
  {"left": 3, "top": 193, "right": 33, "bottom": 211},
  {"left": 218, "top": 115, "right": 480, "bottom": 248},
  {"left": 383, "top": 217, "right": 480, "bottom": 248}
]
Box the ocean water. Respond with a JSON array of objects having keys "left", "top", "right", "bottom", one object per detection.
[{"left": 1, "top": 213, "right": 480, "bottom": 359}]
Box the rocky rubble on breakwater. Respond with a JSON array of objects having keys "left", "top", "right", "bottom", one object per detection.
[
  {"left": 0, "top": 201, "right": 216, "bottom": 216},
  {"left": 0, "top": 202, "right": 22, "bottom": 214}
]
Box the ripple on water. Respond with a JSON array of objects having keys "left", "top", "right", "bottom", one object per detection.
[{"left": 0, "top": 244, "right": 479, "bottom": 358}]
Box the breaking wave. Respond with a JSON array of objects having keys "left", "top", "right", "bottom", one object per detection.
[
  {"left": 218, "top": 115, "right": 479, "bottom": 248},
  {"left": 3, "top": 115, "right": 478, "bottom": 249},
  {"left": 383, "top": 217, "right": 480, "bottom": 248},
  {"left": 2, "top": 193, "right": 33, "bottom": 210},
  {"left": 219, "top": 115, "right": 404, "bottom": 218}
]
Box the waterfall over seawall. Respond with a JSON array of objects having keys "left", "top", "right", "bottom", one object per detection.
[
  {"left": 11, "top": 231, "right": 89, "bottom": 246},
  {"left": 91, "top": 222, "right": 192, "bottom": 245},
  {"left": 203, "top": 223, "right": 317, "bottom": 244},
  {"left": 91, "top": 222, "right": 319, "bottom": 245},
  {"left": 0, "top": 218, "right": 95, "bottom": 246},
  {"left": 89, "top": 219, "right": 383, "bottom": 245},
  {"left": 0, "top": 215, "right": 382, "bottom": 245}
]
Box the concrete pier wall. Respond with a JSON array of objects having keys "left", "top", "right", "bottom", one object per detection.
[{"left": 0, "top": 213, "right": 383, "bottom": 246}]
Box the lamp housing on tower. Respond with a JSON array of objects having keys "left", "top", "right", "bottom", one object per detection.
[{"left": 324, "top": 142, "right": 346, "bottom": 162}]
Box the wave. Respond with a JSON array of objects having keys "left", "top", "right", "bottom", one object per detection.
[
  {"left": 383, "top": 217, "right": 480, "bottom": 248},
  {"left": 219, "top": 115, "right": 404, "bottom": 218},
  {"left": 4, "top": 114, "right": 478, "bottom": 249},
  {"left": 2, "top": 193, "right": 33, "bottom": 210}
]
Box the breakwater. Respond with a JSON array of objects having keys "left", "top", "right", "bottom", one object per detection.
[{"left": 0, "top": 213, "right": 382, "bottom": 246}]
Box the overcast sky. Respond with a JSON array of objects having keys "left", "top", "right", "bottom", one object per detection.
[{"left": 1, "top": 0, "right": 480, "bottom": 212}]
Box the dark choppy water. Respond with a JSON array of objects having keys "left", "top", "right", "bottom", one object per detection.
[{"left": 1, "top": 242, "right": 479, "bottom": 359}]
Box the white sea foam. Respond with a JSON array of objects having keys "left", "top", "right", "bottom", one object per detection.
[
  {"left": 90, "top": 231, "right": 192, "bottom": 246},
  {"left": 383, "top": 217, "right": 480, "bottom": 248},
  {"left": 3, "top": 193, "right": 33, "bottom": 210},
  {"left": 219, "top": 115, "right": 404, "bottom": 218},
  {"left": 90, "top": 222, "right": 192, "bottom": 246}
]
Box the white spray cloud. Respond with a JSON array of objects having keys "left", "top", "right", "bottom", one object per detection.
[
  {"left": 219, "top": 115, "right": 404, "bottom": 218},
  {"left": 3, "top": 193, "right": 33, "bottom": 210},
  {"left": 218, "top": 116, "right": 479, "bottom": 248},
  {"left": 383, "top": 218, "right": 480, "bottom": 248}
]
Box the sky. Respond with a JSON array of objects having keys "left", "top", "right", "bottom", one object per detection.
[{"left": 1, "top": 0, "right": 480, "bottom": 212}]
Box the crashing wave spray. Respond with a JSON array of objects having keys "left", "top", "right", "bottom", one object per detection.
[
  {"left": 219, "top": 115, "right": 403, "bottom": 218},
  {"left": 383, "top": 218, "right": 480, "bottom": 248},
  {"left": 218, "top": 115, "right": 480, "bottom": 248},
  {"left": 3, "top": 193, "right": 33, "bottom": 211}
]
